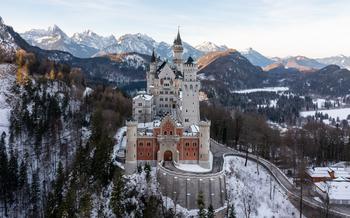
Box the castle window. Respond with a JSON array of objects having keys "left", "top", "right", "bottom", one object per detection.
[
  {"left": 186, "top": 152, "right": 189, "bottom": 156},
  {"left": 193, "top": 143, "right": 197, "bottom": 147},
  {"left": 164, "top": 131, "right": 167, "bottom": 135},
  {"left": 139, "top": 152, "right": 143, "bottom": 156},
  {"left": 194, "top": 152, "right": 196, "bottom": 156},
  {"left": 139, "top": 142, "right": 143, "bottom": 147},
  {"left": 138, "top": 103, "right": 142, "bottom": 106},
  {"left": 170, "top": 131, "right": 173, "bottom": 135},
  {"left": 148, "top": 152, "right": 151, "bottom": 157},
  {"left": 147, "top": 142, "right": 151, "bottom": 146}
]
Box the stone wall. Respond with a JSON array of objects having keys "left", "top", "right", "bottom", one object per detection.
[{"left": 157, "top": 163, "right": 227, "bottom": 210}]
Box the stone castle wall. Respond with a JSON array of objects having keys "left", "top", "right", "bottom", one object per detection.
[{"left": 157, "top": 163, "right": 227, "bottom": 210}]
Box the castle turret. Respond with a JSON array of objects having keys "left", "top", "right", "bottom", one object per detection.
[
  {"left": 147, "top": 49, "right": 157, "bottom": 93},
  {"left": 198, "top": 120, "right": 211, "bottom": 169},
  {"left": 181, "top": 56, "right": 200, "bottom": 127},
  {"left": 172, "top": 28, "right": 183, "bottom": 70},
  {"left": 125, "top": 120, "right": 138, "bottom": 174}
]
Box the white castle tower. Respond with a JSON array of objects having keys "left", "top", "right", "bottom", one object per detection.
[
  {"left": 181, "top": 56, "right": 200, "bottom": 127},
  {"left": 146, "top": 50, "right": 157, "bottom": 94},
  {"left": 172, "top": 28, "right": 184, "bottom": 71},
  {"left": 198, "top": 120, "right": 211, "bottom": 168},
  {"left": 125, "top": 120, "right": 138, "bottom": 174}
]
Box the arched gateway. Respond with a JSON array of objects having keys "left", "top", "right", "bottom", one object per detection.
[{"left": 164, "top": 150, "right": 173, "bottom": 161}]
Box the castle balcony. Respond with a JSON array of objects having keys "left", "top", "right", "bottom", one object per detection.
[{"left": 157, "top": 135, "right": 180, "bottom": 144}]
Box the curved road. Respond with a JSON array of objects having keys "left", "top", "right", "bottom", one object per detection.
[{"left": 210, "top": 139, "right": 350, "bottom": 218}]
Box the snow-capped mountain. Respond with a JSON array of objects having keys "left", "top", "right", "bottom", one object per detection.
[
  {"left": 72, "top": 30, "right": 117, "bottom": 50},
  {"left": 21, "top": 25, "right": 98, "bottom": 58},
  {"left": 240, "top": 48, "right": 274, "bottom": 67},
  {"left": 316, "top": 55, "right": 350, "bottom": 70},
  {"left": 101, "top": 33, "right": 203, "bottom": 60},
  {"left": 0, "top": 16, "right": 19, "bottom": 61},
  {"left": 195, "top": 41, "right": 228, "bottom": 53}
]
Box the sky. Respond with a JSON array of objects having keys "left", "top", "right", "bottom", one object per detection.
[{"left": 1, "top": 0, "right": 350, "bottom": 57}]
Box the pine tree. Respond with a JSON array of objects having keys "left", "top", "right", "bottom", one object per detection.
[
  {"left": 0, "top": 132, "right": 9, "bottom": 216},
  {"left": 45, "top": 161, "right": 65, "bottom": 218},
  {"left": 110, "top": 172, "right": 125, "bottom": 217},
  {"left": 228, "top": 203, "right": 237, "bottom": 218},
  {"left": 8, "top": 149, "right": 19, "bottom": 203},
  {"left": 19, "top": 160, "right": 28, "bottom": 188},
  {"left": 30, "top": 171, "right": 40, "bottom": 216},
  {"left": 197, "top": 191, "right": 206, "bottom": 218},
  {"left": 207, "top": 204, "right": 214, "bottom": 218}
]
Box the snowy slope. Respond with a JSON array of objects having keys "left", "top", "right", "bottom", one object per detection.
[
  {"left": 102, "top": 33, "right": 203, "bottom": 60},
  {"left": 195, "top": 41, "right": 228, "bottom": 53},
  {"left": 72, "top": 30, "right": 116, "bottom": 50},
  {"left": 0, "top": 16, "right": 19, "bottom": 60},
  {"left": 225, "top": 156, "right": 302, "bottom": 218},
  {"left": 0, "top": 64, "right": 15, "bottom": 140},
  {"left": 21, "top": 25, "right": 98, "bottom": 58},
  {"left": 240, "top": 48, "right": 274, "bottom": 67},
  {"left": 317, "top": 55, "right": 350, "bottom": 70}
]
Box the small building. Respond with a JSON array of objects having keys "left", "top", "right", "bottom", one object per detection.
[
  {"left": 132, "top": 91, "right": 153, "bottom": 123},
  {"left": 306, "top": 167, "right": 350, "bottom": 183},
  {"left": 314, "top": 177, "right": 350, "bottom": 205}
]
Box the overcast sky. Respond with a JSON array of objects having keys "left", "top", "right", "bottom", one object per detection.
[{"left": 1, "top": 0, "right": 350, "bottom": 57}]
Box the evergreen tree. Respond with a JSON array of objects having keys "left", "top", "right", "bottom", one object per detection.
[
  {"left": 18, "top": 160, "right": 28, "bottom": 188},
  {"left": 197, "top": 191, "right": 206, "bottom": 218},
  {"left": 7, "top": 149, "right": 19, "bottom": 204},
  {"left": 90, "top": 109, "right": 113, "bottom": 185},
  {"left": 30, "top": 171, "right": 40, "bottom": 216},
  {"left": 207, "top": 204, "right": 214, "bottom": 218},
  {"left": 45, "top": 161, "right": 65, "bottom": 218},
  {"left": 0, "top": 132, "right": 9, "bottom": 216},
  {"left": 228, "top": 203, "right": 237, "bottom": 218},
  {"left": 110, "top": 172, "right": 125, "bottom": 217}
]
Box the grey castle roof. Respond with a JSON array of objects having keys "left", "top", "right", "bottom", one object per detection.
[
  {"left": 154, "top": 61, "right": 183, "bottom": 79},
  {"left": 185, "top": 56, "right": 194, "bottom": 64},
  {"left": 151, "top": 49, "right": 156, "bottom": 62},
  {"left": 173, "top": 29, "right": 182, "bottom": 45}
]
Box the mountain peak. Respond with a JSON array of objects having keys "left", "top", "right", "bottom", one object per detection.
[
  {"left": 47, "top": 24, "right": 68, "bottom": 38},
  {"left": 195, "top": 41, "right": 228, "bottom": 53},
  {"left": 240, "top": 48, "right": 274, "bottom": 67}
]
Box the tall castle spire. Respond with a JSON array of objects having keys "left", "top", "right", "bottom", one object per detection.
[
  {"left": 174, "top": 26, "right": 182, "bottom": 45},
  {"left": 172, "top": 26, "right": 183, "bottom": 68}
]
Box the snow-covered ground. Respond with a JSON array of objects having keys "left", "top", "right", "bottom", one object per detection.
[
  {"left": 225, "top": 156, "right": 302, "bottom": 218},
  {"left": 0, "top": 64, "right": 15, "bottom": 141},
  {"left": 232, "top": 87, "right": 289, "bottom": 94},
  {"left": 300, "top": 107, "right": 350, "bottom": 122},
  {"left": 175, "top": 152, "right": 213, "bottom": 173}
]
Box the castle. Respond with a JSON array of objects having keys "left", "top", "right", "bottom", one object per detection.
[{"left": 125, "top": 30, "right": 212, "bottom": 174}]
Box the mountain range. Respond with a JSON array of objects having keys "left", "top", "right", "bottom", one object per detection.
[
  {"left": 20, "top": 25, "right": 350, "bottom": 72},
  {"left": 2, "top": 16, "right": 350, "bottom": 97}
]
